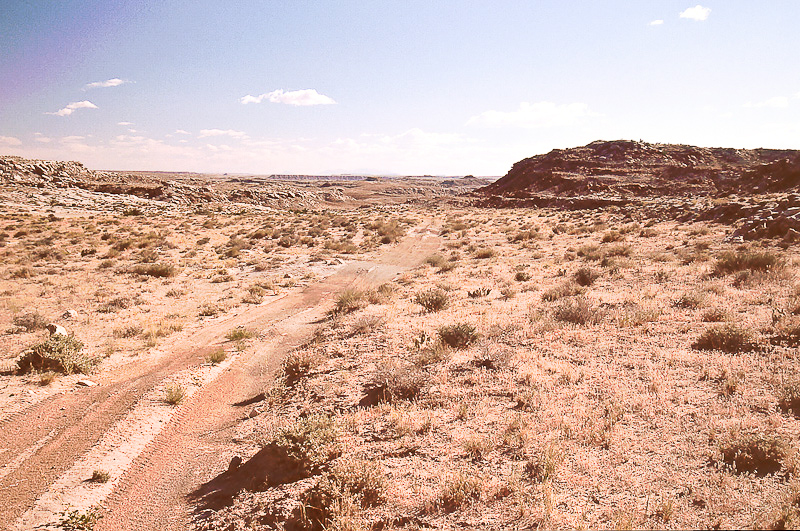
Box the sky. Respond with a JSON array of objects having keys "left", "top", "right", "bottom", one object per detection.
[{"left": 1, "top": 1, "right": 798, "bottom": 176}]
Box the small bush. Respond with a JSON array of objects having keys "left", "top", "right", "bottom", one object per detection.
[
  {"left": 712, "top": 250, "right": 784, "bottom": 276},
  {"left": 473, "top": 247, "right": 495, "bottom": 259},
  {"left": 131, "top": 262, "right": 178, "bottom": 278},
  {"left": 199, "top": 304, "right": 221, "bottom": 317},
  {"left": 414, "top": 288, "right": 450, "bottom": 312},
  {"left": 281, "top": 351, "right": 317, "bottom": 386},
  {"left": 90, "top": 469, "right": 111, "bottom": 483},
  {"left": 113, "top": 324, "right": 143, "bottom": 338},
  {"left": 330, "top": 288, "right": 365, "bottom": 316},
  {"left": 514, "top": 271, "right": 531, "bottom": 282},
  {"left": 207, "top": 347, "right": 227, "bottom": 364},
  {"left": 702, "top": 307, "right": 731, "bottom": 322},
  {"left": 414, "top": 341, "right": 451, "bottom": 367},
  {"left": 525, "top": 445, "right": 565, "bottom": 483},
  {"left": 438, "top": 323, "right": 479, "bottom": 349},
  {"left": 164, "top": 383, "right": 186, "bottom": 405},
  {"left": 425, "top": 254, "right": 447, "bottom": 268},
  {"left": 467, "top": 287, "right": 491, "bottom": 298},
  {"left": 428, "top": 471, "right": 482, "bottom": 513},
  {"left": 12, "top": 311, "right": 48, "bottom": 332},
  {"left": 273, "top": 414, "right": 340, "bottom": 476},
  {"left": 673, "top": 292, "right": 706, "bottom": 309},
  {"left": 601, "top": 230, "right": 624, "bottom": 243},
  {"left": 17, "top": 334, "right": 94, "bottom": 375},
  {"left": 692, "top": 324, "right": 758, "bottom": 353},
  {"left": 779, "top": 379, "right": 800, "bottom": 417},
  {"left": 368, "top": 362, "right": 426, "bottom": 403},
  {"left": 552, "top": 296, "right": 595, "bottom": 325},
  {"left": 573, "top": 266, "right": 599, "bottom": 287},
  {"left": 719, "top": 433, "right": 791, "bottom": 476},
  {"left": 542, "top": 281, "right": 584, "bottom": 302},
  {"left": 225, "top": 326, "right": 255, "bottom": 342}
]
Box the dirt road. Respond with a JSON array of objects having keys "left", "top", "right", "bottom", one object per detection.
[{"left": 0, "top": 223, "right": 439, "bottom": 530}]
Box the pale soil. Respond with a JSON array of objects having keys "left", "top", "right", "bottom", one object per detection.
[{"left": 1, "top": 182, "right": 799, "bottom": 530}]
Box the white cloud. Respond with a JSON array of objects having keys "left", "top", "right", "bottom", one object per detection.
[
  {"left": 61, "top": 135, "right": 86, "bottom": 143},
  {"left": 649, "top": 19, "right": 664, "bottom": 26},
  {"left": 240, "top": 89, "right": 336, "bottom": 106},
  {"left": 466, "top": 101, "right": 600, "bottom": 128},
  {"left": 174, "top": 129, "right": 191, "bottom": 135},
  {"left": 198, "top": 129, "right": 249, "bottom": 139},
  {"left": 0, "top": 136, "right": 22, "bottom": 146},
  {"left": 84, "top": 78, "right": 129, "bottom": 89},
  {"left": 118, "top": 121, "right": 133, "bottom": 126},
  {"left": 34, "top": 136, "right": 52, "bottom": 143},
  {"left": 745, "top": 96, "right": 790, "bottom": 109},
  {"left": 680, "top": 5, "right": 711, "bottom": 21},
  {"left": 46, "top": 101, "right": 98, "bottom": 117}
]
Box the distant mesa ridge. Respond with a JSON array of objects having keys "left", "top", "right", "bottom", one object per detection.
[{"left": 478, "top": 140, "right": 800, "bottom": 199}]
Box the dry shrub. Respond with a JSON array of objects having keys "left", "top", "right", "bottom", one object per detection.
[
  {"left": 366, "top": 361, "right": 426, "bottom": 403},
  {"left": 552, "top": 296, "right": 596, "bottom": 325},
  {"left": 673, "top": 292, "right": 706, "bottom": 309},
  {"left": 438, "top": 323, "right": 479, "bottom": 349},
  {"left": 131, "top": 262, "right": 178, "bottom": 278},
  {"left": 473, "top": 247, "right": 496, "bottom": 259},
  {"left": 226, "top": 326, "right": 256, "bottom": 341},
  {"left": 164, "top": 383, "right": 186, "bottom": 405},
  {"left": 329, "top": 288, "right": 365, "bottom": 316},
  {"left": 281, "top": 351, "right": 318, "bottom": 386},
  {"left": 778, "top": 378, "right": 800, "bottom": 417},
  {"left": 273, "top": 414, "right": 340, "bottom": 476},
  {"left": 601, "top": 230, "right": 624, "bottom": 243},
  {"left": 413, "top": 341, "right": 451, "bottom": 367},
  {"left": 426, "top": 471, "right": 482, "bottom": 514},
  {"left": 515, "top": 271, "right": 531, "bottom": 282},
  {"left": 17, "top": 334, "right": 94, "bottom": 375},
  {"left": 712, "top": 249, "right": 784, "bottom": 277},
  {"left": 12, "top": 311, "right": 48, "bottom": 332},
  {"left": 541, "top": 281, "right": 584, "bottom": 302},
  {"left": 413, "top": 288, "right": 450, "bottom": 312},
  {"left": 525, "top": 445, "right": 565, "bottom": 483},
  {"left": 573, "top": 266, "right": 599, "bottom": 287},
  {"left": 719, "top": 432, "right": 792, "bottom": 476},
  {"left": 348, "top": 314, "right": 384, "bottom": 336},
  {"left": 693, "top": 324, "right": 758, "bottom": 353},
  {"left": 702, "top": 307, "right": 731, "bottom": 322}
]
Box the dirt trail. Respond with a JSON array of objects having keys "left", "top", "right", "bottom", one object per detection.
[{"left": 0, "top": 222, "right": 439, "bottom": 530}]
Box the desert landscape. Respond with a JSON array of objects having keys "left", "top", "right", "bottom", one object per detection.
[{"left": 0, "top": 140, "right": 799, "bottom": 530}]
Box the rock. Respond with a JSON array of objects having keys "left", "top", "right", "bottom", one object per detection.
[
  {"left": 62, "top": 309, "right": 78, "bottom": 320},
  {"left": 248, "top": 408, "right": 259, "bottom": 418},
  {"left": 76, "top": 379, "right": 97, "bottom": 387},
  {"left": 228, "top": 455, "right": 243, "bottom": 471},
  {"left": 46, "top": 323, "right": 68, "bottom": 336}
]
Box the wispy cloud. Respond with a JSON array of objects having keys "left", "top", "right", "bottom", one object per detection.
[
  {"left": 0, "top": 136, "right": 22, "bottom": 146},
  {"left": 174, "top": 129, "right": 191, "bottom": 135},
  {"left": 34, "top": 133, "right": 52, "bottom": 143},
  {"left": 649, "top": 19, "right": 664, "bottom": 26},
  {"left": 745, "top": 96, "right": 790, "bottom": 109},
  {"left": 118, "top": 121, "right": 133, "bottom": 126},
  {"left": 240, "top": 89, "right": 336, "bottom": 106},
  {"left": 84, "top": 78, "right": 129, "bottom": 89},
  {"left": 466, "top": 101, "right": 600, "bottom": 128},
  {"left": 679, "top": 5, "right": 711, "bottom": 21},
  {"left": 198, "top": 129, "right": 249, "bottom": 139},
  {"left": 45, "top": 101, "right": 98, "bottom": 117}
]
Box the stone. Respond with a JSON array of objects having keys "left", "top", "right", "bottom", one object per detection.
[
  {"left": 46, "top": 323, "right": 68, "bottom": 336},
  {"left": 77, "top": 379, "right": 97, "bottom": 387},
  {"left": 62, "top": 309, "right": 78, "bottom": 320},
  {"left": 228, "top": 455, "right": 243, "bottom": 471}
]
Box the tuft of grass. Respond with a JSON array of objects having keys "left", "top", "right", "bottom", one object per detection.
[
  {"left": 131, "top": 262, "right": 178, "bottom": 278},
  {"left": 90, "top": 469, "right": 110, "bottom": 483},
  {"left": 525, "top": 445, "right": 565, "bottom": 483},
  {"left": 438, "top": 323, "right": 479, "bottom": 349},
  {"left": 472, "top": 247, "right": 495, "bottom": 259},
  {"left": 711, "top": 249, "right": 784, "bottom": 277},
  {"left": 368, "top": 362, "right": 426, "bottom": 403},
  {"left": 673, "top": 292, "right": 706, "bottom": 309},
  {"left": 552, "top": 296, "right": 596, "bottom": 325},
  {"left": 692, "top": 323, "right": 758, "bottom": 353},
  {"left": 225, "top": 326, "right": 256, "bottom": 342},
  {"left": 542, "top": 281, "right": 584, "bottom": 302},
  {"left": 467, "top": 287, "right": 491, "bottom": 298},
  {"left": 702, "top": 307, "right": 731, "bottom": 322},
  {"left": 12, "top": 311, "right": 48, "bottom": 332},
  {"left": 329, "top": 288, "right": 366, "bottom": 316},
  {"left": 207, "top": 347, "right": 227, "bottom": 364},
  {"left": 413, "top": 288, "right": 450, "bottom": 312},
  {"left": 427, "top": 471, "right": 482, "bottom": 514},
  {"left": 778, "top": 378, "right": 800, "bottom": 417},
  {"left": 281, "top": 351, "right": 317, "bottom": 386},
  {"left": 164, "top": 383, "right": 187, "bottom": 405}
]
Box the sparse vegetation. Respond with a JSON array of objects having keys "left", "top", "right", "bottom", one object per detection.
[
  {"left": 17, "top": 334, "right": 94, "bottom": 374},
  {"left": 164, "top": 383, "right": 187, "bottom": 405},
  {"left": 413, "top": 288, "right": 450, "bottom": 312},
  {"left": 438, "top": 323, "right": 479, "bottom": 349},
  {"left": 692, "top": 323, "right": 758, "bottom": 353}
]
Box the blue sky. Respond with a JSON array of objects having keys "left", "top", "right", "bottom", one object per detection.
[{"left": 1, "top": 1, "right": 798, "bottom": 175}]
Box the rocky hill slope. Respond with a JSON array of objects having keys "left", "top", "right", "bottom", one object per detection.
[
  {"left": 475, "top": 140, "right": 800, "bottom": 242},
  {"left": 479, "top": 140, "right": 800, "bottom": 198}
]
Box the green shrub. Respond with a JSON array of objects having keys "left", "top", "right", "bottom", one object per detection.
[
  {"left": 438, "top": 323, "right": 479, "bottom": 349},
  {"left": 414, "top": 288, "right": 450, "bottom": 312},
  {"left": 692, "top": 324, "right": 757, "bottom": 353},
  {"left": 17, "top": 334, "right": 94, "bottom": 375}
]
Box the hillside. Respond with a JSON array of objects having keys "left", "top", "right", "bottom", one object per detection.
[{"left": 479, "top": 140, "right": 800, "bottom": 198}]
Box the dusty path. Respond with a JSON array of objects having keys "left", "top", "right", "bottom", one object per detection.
[{"left": 0, "top": 222, "right": 439, "bottom": 530}]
